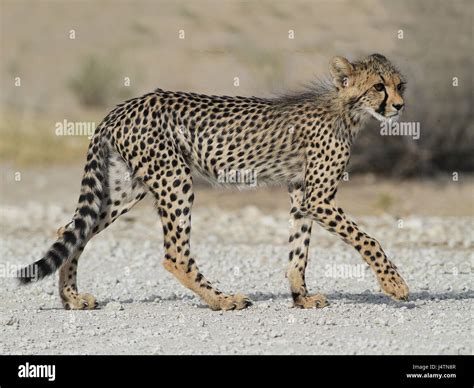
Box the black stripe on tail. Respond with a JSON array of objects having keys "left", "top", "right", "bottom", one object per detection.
[{"left": 17, "top": 222, "right": 84, "bottom": 284}]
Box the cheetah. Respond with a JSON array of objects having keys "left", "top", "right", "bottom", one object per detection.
[{"left": 18, "top": 53, "right": 409, "bottom": 310}]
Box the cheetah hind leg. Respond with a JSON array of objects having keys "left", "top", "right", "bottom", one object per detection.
[
  {"left": 57, "top": 152, "right": 147, "bottom": 310},
  {"left": 56, "top": 224, "right": 98, "bottom": 310},
  {"left": 59, "top": 253, "right": 98, "bottom": 310}
]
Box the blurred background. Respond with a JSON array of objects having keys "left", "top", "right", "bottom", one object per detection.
[{"left": 0, "top": 0, "right": 472, "bottom": 217}]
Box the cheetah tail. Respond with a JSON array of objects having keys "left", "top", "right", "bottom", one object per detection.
[{"left": 17, "top": 134, "right": 108, "bottom": 284}]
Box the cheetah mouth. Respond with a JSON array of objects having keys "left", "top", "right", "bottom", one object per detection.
[{"left": 365, "top": 108, "right": 400, "bottom": 123}]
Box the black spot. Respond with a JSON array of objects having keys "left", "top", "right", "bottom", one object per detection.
[{"left": 182, "top": 183, "right": 191, "bottom": 193}]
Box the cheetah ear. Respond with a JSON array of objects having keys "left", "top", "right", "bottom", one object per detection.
[{"left": 330, "top": 56, "right": 354, "bottom": 89}]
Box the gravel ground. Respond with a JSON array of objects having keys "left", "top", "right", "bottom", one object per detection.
[{"left": 0, "top": 198, "right": 472, "bottom": 355}]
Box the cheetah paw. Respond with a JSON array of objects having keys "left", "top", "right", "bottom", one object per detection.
[
  {"left": 294, "top": 293, "right": 329, "bottom": 309},
  {"left": 380, "top": 275, "right": 409, "bottom": 301},
  {"left": 212, "top": 293, "right": 253, "bottom": 311},
  {"left": 63, "top": 293, "right": 99, "bottom": 310}
]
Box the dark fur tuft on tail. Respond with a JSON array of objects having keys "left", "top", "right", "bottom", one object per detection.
[{"left": 17, "top": 256, "right": 55, "bottom": 284}]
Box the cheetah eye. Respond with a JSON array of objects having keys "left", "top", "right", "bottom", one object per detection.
[
  {"left": 397, "top": 82, "right": 405, "bottom": 91},
  {"left": 373, "top": 83, "right": 385, "bottom": 92}
]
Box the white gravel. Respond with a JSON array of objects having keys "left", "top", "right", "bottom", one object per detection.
[{"left": 0, "top": 202, "right": 472, "bottom": 355}]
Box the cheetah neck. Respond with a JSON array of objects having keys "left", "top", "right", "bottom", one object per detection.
[
  {"left": 272, "top": 85, "right": 368, "bottom": 144},
  {"left": 313, "top": 90, "right": 368, "bottom": 144},
  {"left": 331, "top": 103, "right": 367, "bottom": 144}
]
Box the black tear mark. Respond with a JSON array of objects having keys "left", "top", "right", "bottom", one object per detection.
[{"left": 377, "top": 87, "right": 388, "bottom": 115}]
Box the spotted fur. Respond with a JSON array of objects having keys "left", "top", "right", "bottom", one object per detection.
[{"left": 18, "top": 53, "right": 409, "bottom": 310}]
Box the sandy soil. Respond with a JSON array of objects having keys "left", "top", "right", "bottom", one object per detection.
[{"left": 0, "top": 166, "right": 472, "bottom": 355}]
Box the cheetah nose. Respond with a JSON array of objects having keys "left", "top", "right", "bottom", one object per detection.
[{"left": 393, "top": 103, "right": 404, "bottom": 111}]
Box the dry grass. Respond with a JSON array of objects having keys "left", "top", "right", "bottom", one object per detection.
[{"left": 0, "top": 110, "right": 91, "bottom": 165}]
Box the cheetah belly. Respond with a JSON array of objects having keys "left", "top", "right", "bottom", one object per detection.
[{"left": 188, "top": 146, "right": 305, "bottom": 187}]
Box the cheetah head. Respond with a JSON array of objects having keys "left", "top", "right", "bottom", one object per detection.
[{"left": 330, "top": 53, "right": 406, "bottom": 122}]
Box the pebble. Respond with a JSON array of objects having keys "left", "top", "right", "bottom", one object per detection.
[
  {"left": 105, "top": 302, "right": 124, "bottom": 311},
  {"left": 374, "top": 317, "right": 389, "bottom": 326}
]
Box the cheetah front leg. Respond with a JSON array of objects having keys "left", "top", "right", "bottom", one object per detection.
[
  {"left": 302, "top": 198, "right": 409, "bottom": 301},
  {"left": 287, "top": 184, "right": 329, "bottom": 309},
  {"left": 151, "top": 174, "right": 252, "bottom": 311}
]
